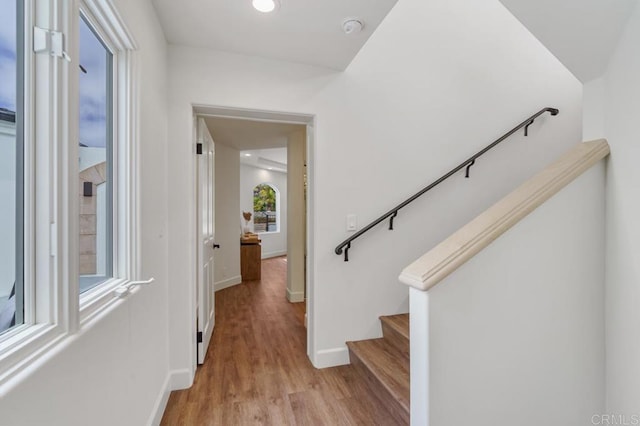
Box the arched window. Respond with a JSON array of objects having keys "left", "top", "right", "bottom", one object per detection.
[{"left": 253, "top": 183, "right": 279, "bottom": 233}]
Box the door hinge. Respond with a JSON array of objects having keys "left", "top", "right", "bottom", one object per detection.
[
  {"left": 196, "top": 143, "right": 203, "bottom": 155},
  {"left": 33, "top": 26, "right": 71, "bottom": 61},
  {"left": 197, "top": 331, "right": 203, "bottom": 343}
]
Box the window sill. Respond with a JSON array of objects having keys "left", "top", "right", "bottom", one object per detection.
[
  {"left": 79, "top": 277, "right": 129, "bottom": 326},
  {"left": 79, "top": 275, "right": 110, "bottom": 293},
  {"left": 0, "top": 323, "right": 64, "bottom": 387}
]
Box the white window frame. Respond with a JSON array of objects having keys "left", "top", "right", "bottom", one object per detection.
[
  {"left": 73, "top": 0, "right": 139, "bottom": 324},
  {"left": 0, "top": 0, "right": 69, "bottom": 383},
  {"left": 0, "top": 0, "right": 139, "bottom": 385}
]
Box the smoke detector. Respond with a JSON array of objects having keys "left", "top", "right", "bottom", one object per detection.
[{"left": 342, "top": 18, "right": 364, "bottom": 35}]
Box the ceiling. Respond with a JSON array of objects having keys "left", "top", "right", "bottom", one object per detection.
[
  {"left": 499, "top": 0, "right": 637, "bottom": 82},
  {"left": 204, "top": 116, "right": 302, "bottom": 151},
  {"left": 151, "top": 0, "right": 398, "bottom": 70},
  {"left": 151, "top": 0, "right": 634, "bottom": 82},
  {"left": 240, "top": 148, "right": 288, "bottom": 172}
]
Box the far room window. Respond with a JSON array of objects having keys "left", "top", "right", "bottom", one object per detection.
[
  {"left": 78, "top": 14, "right": 113, "bottom": 294},
  {"left": 253, "top": 183, "right": 279, "bottom": 233},
  {"left": 0, "top": 0, "right": 23, "bottom": 335}
]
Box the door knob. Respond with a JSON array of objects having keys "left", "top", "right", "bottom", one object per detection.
[{"left": 213, "top": 243, "right": 220, "bottom": 249}]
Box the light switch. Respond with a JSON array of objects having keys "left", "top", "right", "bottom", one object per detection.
[{"left": 347, "top": 214, "right": 357, "bottom": 232}]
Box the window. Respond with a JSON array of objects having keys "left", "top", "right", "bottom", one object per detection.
[
  {"left": 78, "top": 15, "right": 113, "bottom": 294},
  {"left": 76, "top": 2, "right": 138, "bottom": 314},
  {"left": 0, "top": 0, "right": 138, "bottom": 379},
  {"left": 253, "top": 183, "right": 279, "bottom": 233},
  {"left": 0, "top": 0, "right": 24, "bottom": 335}
]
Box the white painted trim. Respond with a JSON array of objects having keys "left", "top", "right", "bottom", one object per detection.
[
  {"left": 186, "top": 105, "right": 316, "bottom": 378},
  {"left": 409, "top": 288, "right": 429, "bottom": 426},
  {"left": 0, "top": 0, "right": 69, "bottom": 379},
  {"left": 169, "top": 368, "right": 194, "bottom": 391},
  {"left": 147, "top": 373, "right": 171, "bottom": 426},
  {"left": 82, "top": 0, "right": 138, "bottom": 51},
  {"left": 305, "top": 122, "right": 315, "bottom": 364},
  {"left": 313, "top": 347, "right": 350, "bottom": 369},
  {"left": 1, "top": 294, "right": 126, "bottom": 392},
  {"left": 188, "top": 114, "right": 197, "bottom": 381},
  {"left": 399, "top": 139, "right": 610, "bottom": 292},
  {"left": 0, "top": 325, "right": 65, "bottom": 390},
  {"left": 214, "top": 275, "right": 242, "bottom": 292},
  {"left": 77, "top": 0, "right": 142, "bottom": 324},
  {"left": 262, "top": 250, "right": 287, "bottom": 259},
  {"left": 286, "top": 288, "right": 305, "bottom": 303},
  {"left": 192, "top": 104, "right": 314, "bottom": 125}
]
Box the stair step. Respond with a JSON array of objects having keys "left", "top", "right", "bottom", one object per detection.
[
  {"left": 380, "top": 313, "right": 409, "bottom": 355},
  {"left": 347, "top": 338, "right": 410, "bottom": 425}
]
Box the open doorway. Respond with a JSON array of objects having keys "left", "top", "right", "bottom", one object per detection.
[{"left": 192, "top": 105, "right": 314, "bottom": 365}]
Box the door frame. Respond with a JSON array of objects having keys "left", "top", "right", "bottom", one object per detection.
[{"left": 191, "top": 104, "right": 316, "bottom": 365}]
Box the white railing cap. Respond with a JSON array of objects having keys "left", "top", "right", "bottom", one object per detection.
[{"left": 399, "top": 139, "right": 610, "bottom": 291}]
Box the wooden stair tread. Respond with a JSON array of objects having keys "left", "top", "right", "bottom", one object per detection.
[
  {"left": 380, "top": 313, "right": 409, "bottom": 356},
  {"left": 380, "top": 314, "right": 409, "bottom": 341},
  {"left": 346, "top": 338, "right": 410, "bottom": 414}
]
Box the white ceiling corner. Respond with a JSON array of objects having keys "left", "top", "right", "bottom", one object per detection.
[{"left": 499, "top": 0, "right": 637, "bottom": 82}]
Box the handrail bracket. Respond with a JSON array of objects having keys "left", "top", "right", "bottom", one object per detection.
[
  {"left": 389, "top": 211, "right": 398, "bottom": 230},
  {"left": 465, "top": 159, "right": 476, "bottom": 178},
  {"left": 524, "top": 119, "right": 535, "bottom": 136}
]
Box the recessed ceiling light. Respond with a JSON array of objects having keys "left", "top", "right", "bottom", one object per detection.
[
  {"left": 342, "top": 18, "right": 364, "bottom": 35},
  {"left": 243, "top": 153, "right": 252, "bottom": 157},
  {"left": 267, "top": 167, "right": 273, "bottom": 170},
  {"left": 252, "top": 0, "right": 278, "bottom": 13}
]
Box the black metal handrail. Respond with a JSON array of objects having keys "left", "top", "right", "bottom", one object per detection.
[{"left": 335, "top": 107, "right": 559, "bottom": 261}]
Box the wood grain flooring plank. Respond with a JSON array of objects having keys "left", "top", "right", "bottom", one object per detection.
[{"left": 160, "top": 256, "right": 399, "bottom": 425}]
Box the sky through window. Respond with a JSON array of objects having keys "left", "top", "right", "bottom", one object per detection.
[
  {"left": 0, "top": 0, "right": 17, "bottom": 112},
  {"left": 79, "top": 17, "right": 109, "bottom": 148},
  {"left": 0, "top": 6, "right": 109, "bottom": 148}
]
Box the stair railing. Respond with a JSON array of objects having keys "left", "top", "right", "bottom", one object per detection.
[{"left": 334, "top": 107, "right": 559, "bottom": 261}]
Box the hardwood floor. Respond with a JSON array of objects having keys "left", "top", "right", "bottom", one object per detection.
[{"left": 160, "top": 256, "right": 399, "bottom": 425}]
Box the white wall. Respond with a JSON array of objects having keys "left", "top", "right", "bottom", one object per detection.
[
  {"left": 583, "top": 2, "right": 640, "bottom": 415},
  {"left": 167, "top": 0, "right": 582, "bottom": 372},
  {"left": 582, "top": 77, "right": 605, "bottom": 141},
  {"left": 214, "top": 142, "right": 241, "bottom": 290},
  {"left": 287, "top": 130, "right": 305, "bottom": 303},
  {"left": 79, "top": 146, "right": 106, "bottom": 172},
  {"left": 0, "top": 0, "right": 171, "bottom": 424},
  {"left": 0, "top": 121, "right": 16, "bottom": 300},
  {"left": 417, "top": 161, "right": 606, "bottom": 425},
  {"left": 240, "top": 164, "right": 288, "bottom": 259}
]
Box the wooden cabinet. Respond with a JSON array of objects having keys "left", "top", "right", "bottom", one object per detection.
[{"left": 241, "top": 242, "right": 261, "bottom": 281}]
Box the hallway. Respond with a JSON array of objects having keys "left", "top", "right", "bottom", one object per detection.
[{"left": 160, "top": 257, "right": 398, "bottom": 425}]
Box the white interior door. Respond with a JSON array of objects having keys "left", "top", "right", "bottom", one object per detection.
[{"left": 196, "top": 117, "right": 216, "bottom": 364}]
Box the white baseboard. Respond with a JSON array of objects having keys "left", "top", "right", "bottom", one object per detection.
[
  {"left": 148, "top": 373, "right": 171, "bottom": 426},
  {"left": 286, "top": 288, "right": 305, "bottom": 303},
  {"left": 169, "top": 368, "right": 193, "bottom": 390},
  {"left": 262, "top": 250, "right": 287, "bottom": 259},
  {"left": 214, "top": 275, "right": 242, "bottom": 292},
  {"left": 313, "top": 347, "right": 350, "bottom": 369}
]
